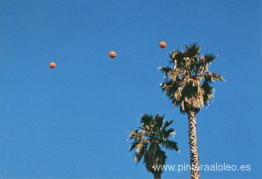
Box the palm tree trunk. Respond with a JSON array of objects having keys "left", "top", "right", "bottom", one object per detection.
[
  {"left": 188, "top": 111, "right": 200, "bottom": 179},
  {"left": 154, "top": 172, "right": 161, "bottom": 179}
]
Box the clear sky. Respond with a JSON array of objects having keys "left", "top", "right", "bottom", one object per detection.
[{"left": 0, "top": 0, "right": 261, "bottom": 178}]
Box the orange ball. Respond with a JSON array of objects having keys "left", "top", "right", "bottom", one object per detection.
[
  {"left": 159, "top": 41, "right": 167, "bottom": 48},
  {"left": 49, "top": 62, "right": 56, "bottom": 69},
  {"left": 109, "top": 51, "right": 117, "bottom": 58}
]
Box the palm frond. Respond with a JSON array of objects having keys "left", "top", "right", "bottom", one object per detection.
[
  {"left": 135, "top": 143, "right": 147, "bottom": 162},
  {"left": 204, "top": 73, "right": 223, "bottom": 83},
  {"left": 141, "top": 114, "right": 153, "bottom": 126},
  {"left": 203, "top": 53, "right": 216, "bottom": 64},
  {"left": 202, "top": 82, "right": 214, "bottom": 105},
  {"left": 159, "top": 66, "right": 172, "bottom": 76},
  {"left": 185, "top": 43, "right": 200, "bottom": 58},
  {"left": 162, "top": 120, "right": 173, "bottom": 129},
  {"left": 162, "top": 140, "right": 179, "bottom": 151},
  {"left": 154, "top": 114, "right": 164, "bottom": 129},
  {"left": 171, "top": 50, "right": 184, "bottom": 61},
  {"left": 210, "top": 73, "right": 223, "bottom": 81},
  {"left": 129, "top": 130, "right": 142, "bottom": 140},
  {"left": 164, "top": 128, "right": 175, "bottom": 138},
  {"left": 130, "top": 141, "right": 139, "bottom": 151}
]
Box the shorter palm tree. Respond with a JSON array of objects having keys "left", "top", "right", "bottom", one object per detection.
[{"left": 129, "top": 114, "right": 179, "bottom": 179}]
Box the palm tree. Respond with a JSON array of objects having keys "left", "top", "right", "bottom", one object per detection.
[
  {"left": 129, "top": 114, "right": 179, "bottom": 179},
  {"left": 159, "top": 43, "right": 223, "bottom": 179}
]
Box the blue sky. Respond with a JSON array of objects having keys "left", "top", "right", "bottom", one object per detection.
[{"left": 0, "top": 0, "right": 261, "bottom": 178}]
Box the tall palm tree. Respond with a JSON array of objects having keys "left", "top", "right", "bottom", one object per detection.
[
  {"left": 129, "top": 114, "right": 179, "bottom": 179},
  {"left": 159, "top": 43, "right": 223, "bottom": 179}
]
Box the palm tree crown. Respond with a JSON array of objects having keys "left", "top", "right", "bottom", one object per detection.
[
  {"left": 159, "top": 43, "right": 223, "bottom": 114},
  {"left": 129, "top": 114, "right": 179, "bottom": 178}
]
